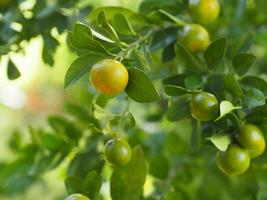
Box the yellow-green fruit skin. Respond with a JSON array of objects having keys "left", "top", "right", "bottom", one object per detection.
[
  {"left": 237, "top": 124, "right": 266, "bottom": 158},
  {"left": 65, "top": 194, "right": 90, "bottom": 200},
  {"left": 104, "top": 139, "right": 132, "bottom": 166},
  {"left": 217, "top": 145, "right": 250, "bottom": 176},
  {"left": 90, "top": 59, "right": 129, "bottom": 96},
  {"left": 190, "top": 92, "right": 219, "bottom": 122},
  {"left": 189, "top": 0, "right": 220, "bottom": 24},
  {"left": 179, "top": 24, "right": 210, "bottom": 53}
]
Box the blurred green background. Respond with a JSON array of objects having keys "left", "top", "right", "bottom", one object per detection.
[{"left": 1, "top": 0, "right": 267, "bottom": 200}]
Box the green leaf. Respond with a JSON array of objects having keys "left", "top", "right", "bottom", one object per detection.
[
  {"left": 175, "top": 43, "right": 200, "bottom": 70},
  {"left": 162, "top": 43, "right": 176, "bottom": 62},
  {"left": 41, "top": 134, "right": 64, "bottom": 151},
  {"left": 191, "top": 119, "right": 201, "bottom": 150},
  {"left": 125, "top": 68, "right": 159, "bottom": 103},
  {"left": 164, "top": 85, "right": 188, "bottom": 96},
  {"left": 216, "top": 101, "right": 241, "bottom": 121},
  {"left": 48, "top": 116, "right": 81, "bottom": 140},
  {"left": 65, "top": 176, "right": 84, "bottom": 194},
  {"left": 204, "top": 37, "right": 226, "bottom": 69},
  {"left": 42, "top": 35, "right": 59, "bottom": 66},
  {"left": 157, "top": 9, "right": 186, "bottom": 25},
  {"left": 96, "top": 11, "right": 120, "bottom": 45},
  {"left": 112, "top": 14, "right": 136, "bottom": 35},
  {"left": 240, "top": 76, "right": 267, "bottom": 96},
  {"left": 64, "top": 52, "right": 107, "bottom": 90},
  {"left": 150, "top": 154, "right": 169, "bottom": 179},
  {"left": 164, "top": 85, "right": 200, "bottom": 96},
  {"left": 224, "top": 74, "right": 244, "bottom": 98},
  {"left": 232, "top": 53, "right": 256, "bottom": 76},
  {"left": 166, "top": 96, "right": 191, "bottom": 121},
  {"left": 184, "top": 74, "right": 203, "bottom": 90},
  {"left": 110, "top": 146, "right": 147, "bottom": 200},
  {"left": 243, "top": 88, "right": 265, "bottom": 110},
  {"left": 83, "top": 171, "right": 102, "bottom": 200},
  {"left": 207, "top": 134, "right": 231, "bottom": 151},
  {"left": 150, "top": 27, "right": 177, "bottom": 52},
  {"left": 7, "top": 59, "right": 21, "bottom": 80}
]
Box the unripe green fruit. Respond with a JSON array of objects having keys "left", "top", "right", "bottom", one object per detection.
[
  {"left": 237, "top": 124, "right": 266, "bottom": 158},
  {"left": 104, "top": 139, "right": 132, "bottom": 166},
  {"left": 217, "top": 145, "right": 250, "bottom": 176},
  {"left": 190, "top": 92, "right": 219, "bottom": 122},
  {"left": 179, "top": 24, "right": 210, "bottom": 53},
  {"left": 189, "top": 0, "right": 220, "bottom": 24}
]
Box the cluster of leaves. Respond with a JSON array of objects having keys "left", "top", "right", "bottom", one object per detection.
[
  {"left": 0, "top": 0, "right": 91, "bottom": 80},
  {"left": 1, "top": 0, "right": 267, "bottom": 200}
]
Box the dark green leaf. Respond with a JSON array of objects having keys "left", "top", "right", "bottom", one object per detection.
[
  {"left": 112, "top": 14, "right": 136, "bottom": 35},
  {"left": 166, "top": 96, "right": 191, "bottom": 121},
  {"left": 204, "top": 37, "right": 226, "bottom": 69},
  {"left": 83, "top": 171, "right": 102, "bottom": 200},
  {"left": 240, "top": 76, "right": 267, "bottom": 96},
  {"left": 164, "top": 85, "right": 188, "bottom": 96},
  {"left": 191, "top": 119, "right": 201, "bottom": 150},
  {"left": 96, "top": 11, "right": 120, "bottom": 45},
  {"left": 157, "top": 9, "right": 185, "bottom": 25},
  {"left": 7, "top": 59, "right": 20, "bottom": 80},
  {"left": 150, "top": 154, "right": 169, "bottom": 179},
  {"left": 64, "top": 52, "right": 107, "bottom": 89},
  {"left": 125, "top": 68, "right": 159, "bottom": 103},
  {"left": 110, "top": 146, "right": 147, "bottom": 200},
  {"left": 42, "top": 35, "right": 59, "bottom": 66},
  {"left": 65, "top": 176, "right": 84, "bottom": 194},
  {"left": 224, "top": 74, "right": 243, "bottom": 98},
  {"left": 162, "top": 43, "right": 176, "bottom": 62},
  {"left": 150, "top": 27, "right": 177, "bottom": 52},
  {"left": 184, "top": 75, "right": 203, "bottom": 90},
  {"left": 175, "top": 43, "right": 200, "bottom": 70},
  {"left": 232, "top": 53, "right": 256, "bottom": 76},
  {"left": 243, "top": 88, "right": 265, "bottom": 110}
]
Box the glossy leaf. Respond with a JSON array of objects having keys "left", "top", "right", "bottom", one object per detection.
[
  {"left": 110, "top": 146, "right": 147, "bottom": 200},
  {"left": 125, "top": 68, "right": 159, "bottom": 103},
  {"left": 224, "top": 74, "right": 243, "bottom": 98},
  {"left": 112, "top": 14, "right": 136, "bottom": 35},
  {"left": 232, "top": 53, "right": 256, "bottom": 76},
  {"left": 175, "top": 43, "right": 199, "bottom": 70},
  {"left": 204, "top": 37, "right": 226, "bottom": 69},
  {"left": 64, "top": 52, "right": 107, "bottom": 89},
  {"left": 243, "top": 87, "right": 265, "bottom": 110}
]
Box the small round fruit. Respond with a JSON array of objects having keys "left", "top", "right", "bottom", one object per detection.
[
  {"left": 217, "top": 145, "right": 250, "bottom": 176},
  {"left": 65, "top": 194, "right": 90, "bottom": 200},
  {"left": 190, "top": 92, "right": 219, "bottom": 122},
  {"left": 237, "top": 124, "right": 266, "bottom": 158},
  {"left": 0, "top": 0, "right": 12, "bottom": 10},
  {"left": 104, "top": 139, "right": 132, "bottom": 166},
  {"left": 90, "top": 59, "right": 129, "bottom": 96},
  {"left": 179, "top": 24, "right": 210, "bottom": 53},
  {"left": 189, "top": 0, "right": 220, "bottom": 24}
]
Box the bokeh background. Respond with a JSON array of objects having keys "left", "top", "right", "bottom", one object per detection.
[{"left": 1, "top": 0, "right": 267, "bottom": 200}]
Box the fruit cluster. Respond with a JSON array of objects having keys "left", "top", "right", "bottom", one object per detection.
[
  {"left": 190, "top": 92, "right": 266, "bottom": 175},
  {"left": 87, "top": 0, "right": 266, "bottom": 176}
]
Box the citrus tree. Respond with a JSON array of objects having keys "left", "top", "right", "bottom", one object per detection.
[{"left": 1, "top": 0, "right": 267, "bottom": 200}]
